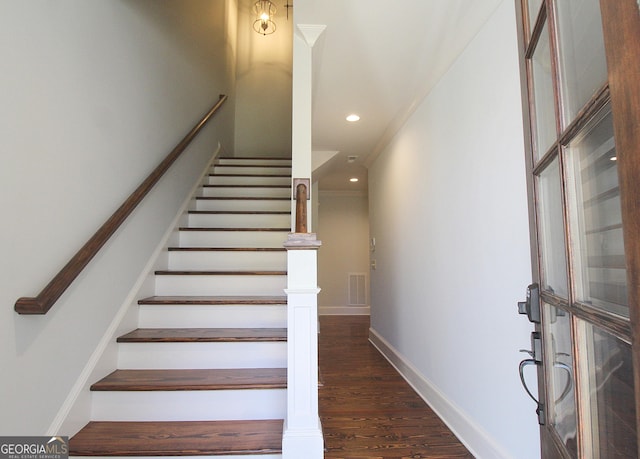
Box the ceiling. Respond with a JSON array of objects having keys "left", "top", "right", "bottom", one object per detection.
[{"left": 292, "top": 0, "right": 504, "bottom": 192}]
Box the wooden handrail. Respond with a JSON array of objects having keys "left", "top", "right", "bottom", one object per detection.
[{"left": 15, "top": 95, "right": 228, "bottom": 315}]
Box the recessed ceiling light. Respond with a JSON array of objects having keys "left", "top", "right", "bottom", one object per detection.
[
  {"left": 350, "top": 177, "right": 359, "bottom": 182},
  {"left": 346, "top": 114, "right": 360, "bottom": 122},
  {"left": 610, "top": 156, "right": 617, "bottom": 161}
]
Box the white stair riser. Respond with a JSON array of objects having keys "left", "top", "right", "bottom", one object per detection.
[
  {"left": 91, "top": 389, "right": 286, "bottom": 421},
  {"left": 207, "top": 175, "right": 291, "bottom": 186},
  {"left": 187, "top": 213, "right": 290, "bottom": 228},
  {"left": 118, "top": 342, "right": 287, "bottom": 369},
  {"left": 179, "top": 231, "right": 289, "bottom": 248},
  {"left": 168, "top": 251, "right": 287, "bottom": 271},
  {"left": 217, "top": 158, "right": 291, "bottom": 166},
  {"left": 155, "top": 275, "right": 286, "bottom": 296},
  {"left": 211, "top": 166, "right": 291, "bottom": 176},
  {"left": 138, "top": 305, "right": 287, "bottom": 329},
  {"left": 200, "top": 187, "right": 291, "bottom": 198},
  {"left": 195, "top": 199, "right": 290, "bottom": 212}
]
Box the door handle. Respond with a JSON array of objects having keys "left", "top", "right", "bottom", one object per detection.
[
  {"left": 519, "top": 358, "right": 546, "bottom": 425},
  {"left": 519, "top": 359, "right": 540, "bottom": 404}
]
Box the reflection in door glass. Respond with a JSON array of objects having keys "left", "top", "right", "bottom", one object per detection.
[
  {"left": 531, "top": 22, "right": 557, "bottom": 159},
  {"left": 544, "top": 303, "right": 577, "bottom": 458},
  {"left": 527, "top": 0, "right": 543, "bottom": 33},
  {"left": 537, "top": 158, "right": 568, "bottom": 298},
  {"left": 578, "top": 321, "right": 637, "bottom": 458},
  {"left": 555, "top": 0, "right": 608, "bottom": 127},
  {"left": 565, "top": 109, "right": 627, "bottom": 317}
]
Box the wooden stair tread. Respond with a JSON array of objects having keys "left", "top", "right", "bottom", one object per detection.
[
  {"left": 168, "top": 247, "right": 286, "bottom": 252},
  {"left": 138, "top": 295, "right": 287, "bottom": 305},
  {"left": 189, "top": 210, "right": 291, "bottom": 214},
  {"left": 203, "top": 184, "right": 291, "bottom": 188},
  {"left": 91, "top": 368, "right": 287, "bottom": 391},
  {"left": 209, "top": 173, "right": 291, "bottom": 178},
  {"left": 214, "top": 164, "right": 290, "bottom": 167},
  {"left": 117, "top": 327, "right": 287, "bottom": 342},
  {"left": 69, "top": 419, "right": 283, "bottom": 456},
  {"left": 178, "top": 227, "right": 290, "bottom": 231},
  {"left": 154, "top": 270, "right": 287, "bottom": 275},
  {"left": 195, "top": 196, "right": 291, "bottom": 200},
  {"left": 218, "top": 156, "right": 291, "bottom": 160}
]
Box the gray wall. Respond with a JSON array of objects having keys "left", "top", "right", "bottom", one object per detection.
[
  {"left": 368, "top": 2, "right": 540, "bottom": 458},
  {"left": 0, "top": 0, "right": 236, "bottom": 435},
  {"left": 234, "top": 0, "right": 293, "bottom": 157},
  {"left": 317, "top": 192, "right": 370, "bottom": 314}
]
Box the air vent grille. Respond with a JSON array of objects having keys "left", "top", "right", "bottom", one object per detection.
[{"left": 348, "top": 273, "right": 367, "bottom": 306}]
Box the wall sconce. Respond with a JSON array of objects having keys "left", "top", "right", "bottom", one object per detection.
[{"left": 253, "top": 0, "right": 277, "bottom": 35}]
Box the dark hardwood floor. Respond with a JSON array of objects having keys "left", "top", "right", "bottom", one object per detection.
[{"left": 319, "top": 315, "right": 474, "bottom": 459}]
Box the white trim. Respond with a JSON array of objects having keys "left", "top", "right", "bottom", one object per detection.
[
  {"left": 296, "top": 24, "right": 327, "bottom": 47},
  {"left": 48, "top": 147, "right": 222, "bottom": 437},
  {"left": 282, "top": 419, "right": 324, "bottom": 459},
  {"left": 284, "top": 288, "right": 321, "bottom": 295},
  {"left": 319, "top": 305, "right": 370, "bottom": 315},
  {"left": 368, "top": 327, "right": 512, "bottom": 459}
]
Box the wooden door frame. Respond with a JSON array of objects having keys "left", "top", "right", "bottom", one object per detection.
[
  {"left": 517, "top": 0, "right": 640, "bottom": 456},
  {"left": 599, "top": 0, "right": 640, "bottom": 446}
]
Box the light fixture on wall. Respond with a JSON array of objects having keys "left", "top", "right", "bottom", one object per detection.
[{"left": 253, "top": 0, "right": 277, "bottom": 35}]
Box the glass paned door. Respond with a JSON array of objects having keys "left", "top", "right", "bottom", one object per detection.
[
  {"left": 519, "top": 1, "right": 639, "bottom": 457},
  {"left": 577, "top": 321, "right": 637, "bottom": 457},
  {"left": 537, "top": 158, "right": 568, "bottom": 298},
  {"left": 565, "top": 107, "right": 628, "bottom": 317},
  {"left": 543, "top": 303, "right": 577, "bottom": 457},
  {"left": 527, "top": 0, "right": 543, "bottom": 33},
  {"left": 555, "top": 0, "right": 608, "bottom": 126},
  {"left": 530, "top": 22, "right": 556, "bottom": 160}
]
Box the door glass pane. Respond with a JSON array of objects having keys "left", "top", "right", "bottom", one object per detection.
[
  {"left": 530, "top": 22, "right": 557, "bottom": 159},
  {"left": 555, "top": 0, "right": 608, "bottom": 127},
  {"left": 565, "top": 108, "right": 627, "bottom": 317},
  {"left": 544, "top": 303, "right": 577, "bottom": 458},
  {"left": 578, "top": 321, "right": 637, "bottom": 458},
  {"left": 527, "top": 0, "right": 543, "bottom": 32},
  {"left": 537, "top": 157, "right": 568, "bottom": 297}
]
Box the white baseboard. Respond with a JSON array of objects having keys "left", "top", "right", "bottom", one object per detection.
[
  {"left": 368, "top": 327, "right": 512, "bottom": 459},
  {"left": 318, "top": 305, "right": 370, "bottom": 315}
]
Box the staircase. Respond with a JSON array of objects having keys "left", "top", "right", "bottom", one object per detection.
[{"left": 69, "top": 157, "right": 292, "bottom": 458}]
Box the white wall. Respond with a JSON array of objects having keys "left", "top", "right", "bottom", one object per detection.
[
  {"left": 0, "top": 0, "right": 236, "bottom": 435},
  {"left": 368, "top": 2, "right": 539, "bottom": 458},
  {"left": 317, "top": 192, "right": 370, "bottom": 314},
  {"left": 234, "top": 0, "right": 293, "bottom": 157}
]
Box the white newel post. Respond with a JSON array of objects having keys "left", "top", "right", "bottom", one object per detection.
[
  {"left": 282, "top": 233, "right": 323, "bottom": 458},
  {"left": 284, "top": 21, "right": 326, "bottom": 458}
]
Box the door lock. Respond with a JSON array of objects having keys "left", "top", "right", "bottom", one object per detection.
[{"left": 518, "top": 283, "right": 541, "bottom": 323}]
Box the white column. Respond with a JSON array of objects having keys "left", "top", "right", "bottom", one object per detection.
[
  {"left": 291, "top": 24, "right": 326, "bottom": 231},
  {"left": 282, "top": 233, "right": 323, "bottom": 459}
]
